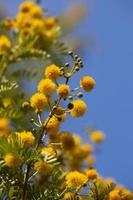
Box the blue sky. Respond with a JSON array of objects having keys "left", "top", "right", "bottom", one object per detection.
[{"left": 1, "top": 0, "right": 133, "bottom": 189}]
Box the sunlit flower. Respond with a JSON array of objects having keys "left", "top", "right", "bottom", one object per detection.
[
  {"left": 80, "top": 76, "right": 96, "bottom": 92},
  {"left": 60, "top": 132, "right": 75, "bottom": 151},
  {"left": 90, "top": 131, "right": 105, "bottom": 144},
  {"left": 109, "top": 190, "right": 121, "bottom": 200},
  {"left": 84, "top": 169, "right": 98, "bottom": 180},
  {"left": 86, "top": 155, "right": 95, "bottom": 167},
  {"left": 38, "top": 79, "right": 55, "bottom": 96},
  {"left": 45, "top": 116, "right": 60, "bottom": 134},
  {"left": 0, "top": 118, "right": 10, "bottom": 136},
  {"left": 65, "top": 171, "right": 88, "bottom": 189},
  {"left": 0, "top": 35, "right": 11, "bottom": 54},
  {"left": 34, "top": 160, "right": 52, "bottom": 175},
  {"left": 57, "top": 84, "right": 70, "bottom": 98},
  {"left": 70, "top": 99, "right": 87, "bottom": 117},
  {"left": 30, "top": 92, "right": 48, "bottom": 112},
  {"left": 41, "top": 146, "right": 57, "bottom": 157},
  {"left": 45, "top": 64, "right": 60, "bottom": 80},
  {"left": 17, "top": 131, "right": 35, "bottom": 147},
  {"left": 19, "top": 1, "right": 35, "bottom": 13},
  {"left": 4, "top": 154, "right": 19, "bottom": 168}
]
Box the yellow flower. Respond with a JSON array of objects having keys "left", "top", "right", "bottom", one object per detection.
[
  {"left": 45, "top": 116, "right": 60, "bottom": 134},
  {"left": 84, "top": 169, "right": 98, "bottom": 180},
  {"left": 30, "top": 6, "right": 43, "bottom": 18},
  {"left": 70, "top": 99, "right": 87, "bottom": 117},
  {"left": 30, "top": 92, "right": 48, "bottom": 112},
  {"left": 86, "top": 155, "right": 95, "bottom": 167},
  {"left": 63, "top": 192, "right": 83, "bottom": 200},
  {"left": 17, "top": 131, "right": 35, "bottom": 147},
  {"left": 57, "top": 84, "right": 70, "bottom": 98},
  {"left": 41, "top": 146, "right": 57, "bottom": 158},
  {"left": 90, "top": 131, "right": 105, "bottom": 144},
  {"left": 109, "top": 190, "right": 121, "bottom": 200},
  {"left": 4, "top": 154, "right": 19, "bottom": 168},
  {"left": 38, "top": 79, "right": 55, "bottom": 96},
  {"left": 80, "top": 144, "right": 93, "bottom": 156},
  {"left": 71, "top": 144, "right": 93, "bottom": 160},
  {"left": 80, "top": 76, "right": 96, "bottom": 92},
  {"left": 30, "top": 19, "right": 44, "bottom": 31},
  {"left": 0, "top": 35, "right": 11, "bottom": 54},
  {"left": 44, "top": 17, "right": 57, "bottom": 30},
  {"left": 0, "top": 118, "right": 10, "bottom": 136},
  {"left": 45, "top": 64, "right": 60, "bottom": 80},
  {"left": 19, "top": 1, "right": 35, "bottom": 13},
  {"left": 60, "top": 132, "right": 75, "bottom": 151},
  {"left": 121, "top": 188, "right": 133, "bottom": 200},
  {"left": 65, "top": 171, "right": 88, "bottom": 189},
  {"left": 34, "top": 160, "right": 52, "bottom": 175}
]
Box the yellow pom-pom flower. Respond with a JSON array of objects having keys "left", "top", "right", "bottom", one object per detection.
[
  {"left": 34, "top": 160, "right": 52, "bottom": 175},
  {"left": 57, "top": 84, "right": 70, "bottom": 98},
  {"left": 19, "top": 1, "right": 35, "bottom": 13},
  {"left": 45, "top": 116, "right": 60, "bottom": 134},
  {"left": 0, "top": 117, "right": 10, "bottom": 136},
  {"left": 0, "top": 35, "right": 11, "bottom": 54},
  {"left": 38, "top": 79, "right": 55, "bottom": 96},
  {"left": 30, "top": 6, "right": 43, "bottom": 18},
  {"left": 80, "top": 76, "right": 96, "bottom": 92},
  {"left": 4, "top": 154, "right": 19, "bottom": 168},
  {"left": 109, "top": 190, "right": 121, "bottom": 200},
  {"left": 90, "top": 131, "right": 105, "bottom": 144},
  {"left": 60, "top": 132, "right": 75, "bottom": 151},
  {"left": 86, "top": 155, "right": 95, "bottom": 167},
  {"left": 65, "top": 171, "right": 88, "bottom": 189},
  {"left": 41, "top": 146, "right": 57, "bottom": 158},
  {"left": 70, "top": 99, "right": 87, "bottom": 117},
  {"left": 84, "top": 169, "right": 98, "bottom": 180},
  {"left": 17, "top": 131, "right": 35, "bottom": 147},
  {"left": 45, "top": 64, "right": 60, "bottom": 80},
  {"left": 30, "top": 92, "right": 48, "bottom": 112},
  {"left": 44, "top": 17, "right": 57, "bottom": 30}
]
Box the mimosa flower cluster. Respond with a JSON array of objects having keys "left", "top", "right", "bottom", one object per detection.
[{"left": 0, "top": 1, "right": 132, "bottom": 200}]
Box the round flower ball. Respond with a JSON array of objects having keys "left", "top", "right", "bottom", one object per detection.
[
  {"left": 4, "top": 153, "right": 19, "bottom": 168},
  {"left": 65, "top": 171, "right": 88, "bottom": 189},
  {"left": 38, "top": 79, "right": 55, "bottom": 96},
  {"left": 90, "top": 131, "right": 105, "bottom": 144},
  {"left": 45, "top": 64, "right": 60, "bottom": 80},
  {"left": 70, "top": 99, "right": 87, "bottom": 117},
  {"left": 0, "top": 35, "right": 11, "bottom": 55},
  {"left": 57, "top": 84, "right": 70, "bottom": 99},
  {"left": 80, "top": 76, "right": 96, "bottom": 92},
  {"left": 30, "top": 92, "right": 48, "bottom": 112},
  {"left": 17, "top": 131, "right": 35, "bottom": 147}
]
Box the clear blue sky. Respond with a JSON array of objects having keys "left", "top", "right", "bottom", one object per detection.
[{"left": 1, "top": 0, "right": 133, "bottom": 189}]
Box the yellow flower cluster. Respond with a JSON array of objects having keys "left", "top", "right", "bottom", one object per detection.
[
  {"left": 65, "top": 171, "right": 88, "bottom": 189},
  {"left": 4, "top": 1, "right": 60, "bottom": 42},
  {"left": 4, "top": 153, "right": 19, "bottom": 168},
  {"left": 0, "top": 35, "right": 11, "bottom": 55},
  {"left": 34, "top": 160, "right": 52, "bottom": 175},
  {"left": 16, "top": 131, "right": 35, "bottom": 147},
  {"left": 30, "top": 92, "right": 48, "bottom": 112},
  {"left": 109, "top": 187, "right": 133, "bottom": 200},
  {"left": 0, "top": 118, "right": 10, "bottom": 136}
]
